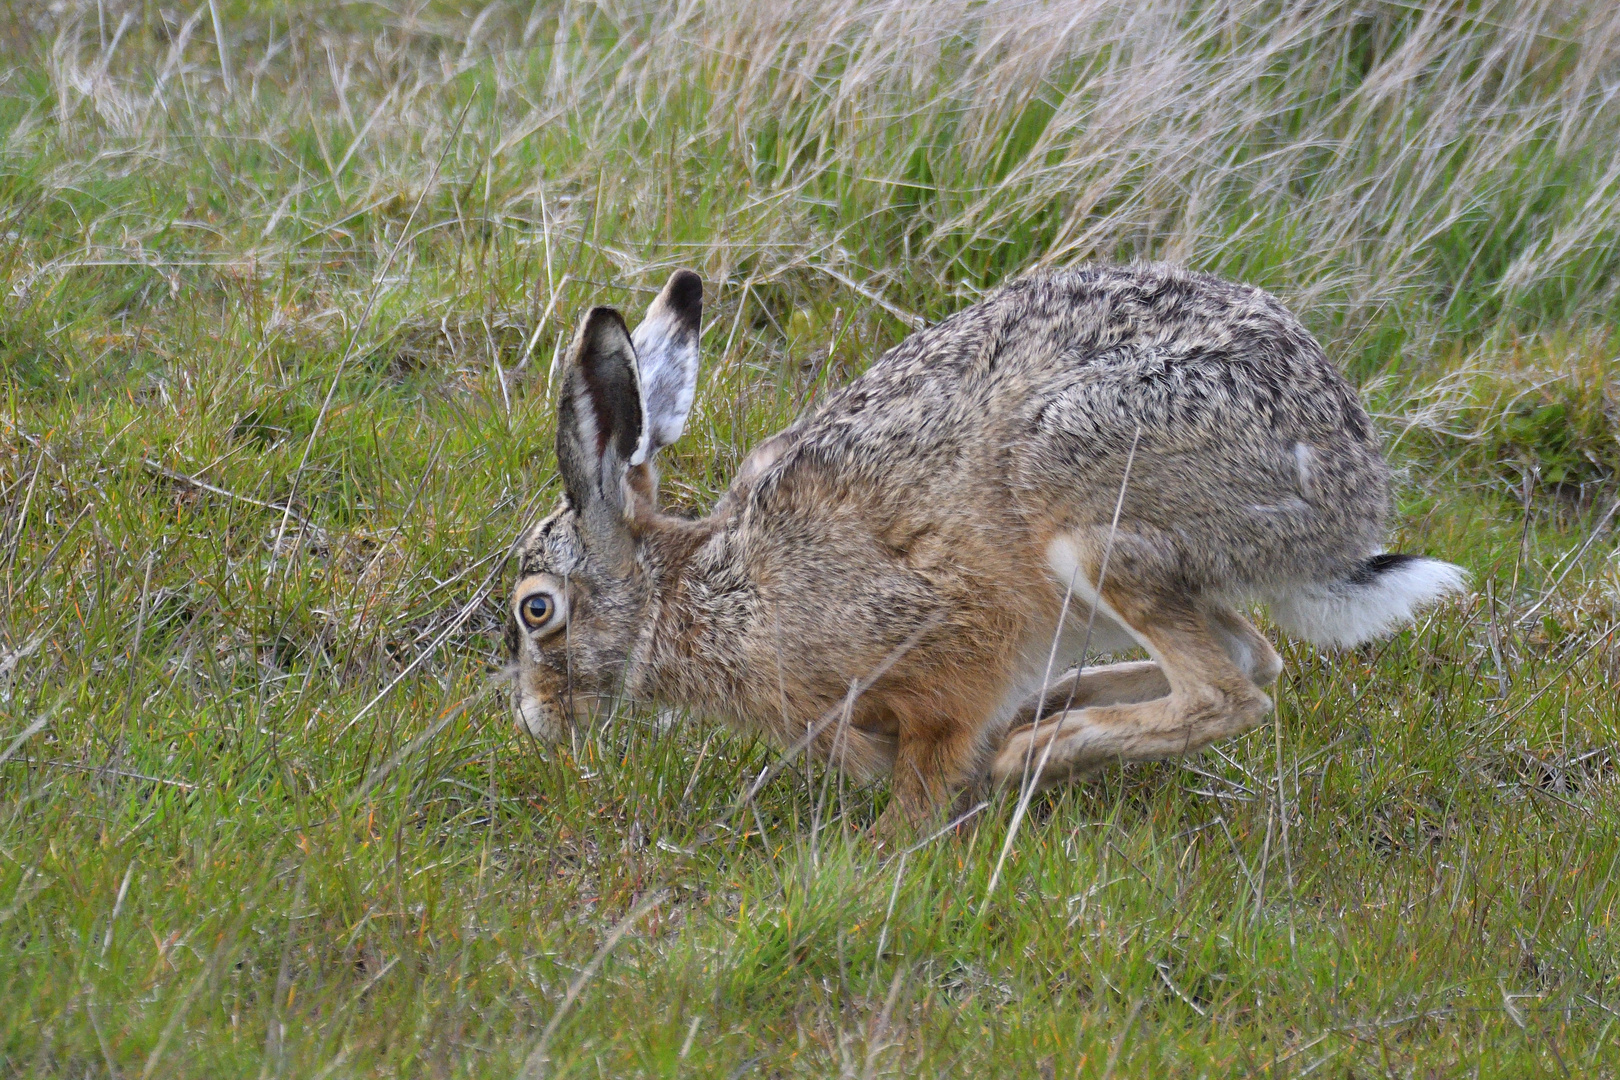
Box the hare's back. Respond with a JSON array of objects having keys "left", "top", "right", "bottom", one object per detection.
[
  {"left": 755, "top": 264, "right": 1391, "bottom": 591},
  {"left": 995, "top": 266, "right": 1392, "bottom": 587}
]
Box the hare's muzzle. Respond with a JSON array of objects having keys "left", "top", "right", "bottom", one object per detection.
[
  {"left": 510, "top": 681, "right": 569, "bottom": 742},
  {"left": 510, "top": 677, "right": 618, "bottom": 741}
]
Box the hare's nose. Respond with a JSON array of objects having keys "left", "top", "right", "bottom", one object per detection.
[{"left": 511, "top": 688, "right": 566, "bottom": 742}]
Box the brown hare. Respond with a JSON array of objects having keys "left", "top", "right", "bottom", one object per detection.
[{"left": 506, "top": 264, "right": 1464, "bottom": 835}]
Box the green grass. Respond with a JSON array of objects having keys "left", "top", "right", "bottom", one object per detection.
[{"left": 3, "top": 0, "right": 1620, "bottom": 1075}]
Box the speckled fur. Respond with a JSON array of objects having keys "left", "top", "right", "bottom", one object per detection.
[{"left": 508, "top": 263, "right": 1460, "bottom": 834}]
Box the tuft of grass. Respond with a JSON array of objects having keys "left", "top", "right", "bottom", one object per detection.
[{"left": 2, "top": 1, "right": 1619, "bottom": 1075}]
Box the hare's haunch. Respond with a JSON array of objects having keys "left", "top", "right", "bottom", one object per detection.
[{"left": 506, "top": 265, "right": 1464, "bottom": 835}]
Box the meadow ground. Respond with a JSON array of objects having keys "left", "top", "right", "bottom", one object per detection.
[{"left": 3, "top": 0, "right": 1620, "bottom": 1075}]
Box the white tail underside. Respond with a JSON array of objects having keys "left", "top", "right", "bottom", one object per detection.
[{"left": 1268, "top": 556, "right": 1468, "bottom": 649}]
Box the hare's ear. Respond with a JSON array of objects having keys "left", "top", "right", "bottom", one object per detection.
[
  {"left": 557, "top": 307, "right": 647, "bottom": 522},
  {"left": 630, "top": 269, "right": 702, "bottom": 455}
]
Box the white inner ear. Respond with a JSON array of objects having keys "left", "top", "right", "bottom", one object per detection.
[
  {"left": 631, "top": 304, "right": 699, "bottom": 457},
  {"left": 565, "top": 342, "right": 648, "bottom": 473},
  {"left": 568, "top": 370, "right": 608, "bottom": 466},
  {"left": 625, "top": 358, "right": 652, "bottom": 468}
]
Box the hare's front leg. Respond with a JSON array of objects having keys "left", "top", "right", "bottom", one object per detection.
[
  {"left": 993, "top": 596, "right": 1276, "bottom": 790},
  {"left": 877, "top": 711, "right": 983, "bottom": 840}
]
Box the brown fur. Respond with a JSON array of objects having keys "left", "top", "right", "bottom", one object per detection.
[{"left": 507, "top": 264, "right": 1463, "bottom": 835}]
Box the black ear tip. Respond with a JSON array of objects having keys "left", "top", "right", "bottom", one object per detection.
[
  {"left": 582, "top": 305, "right": 629, "bottom": 331},
  {"left": 663, "top": 270, "right": 703, "bottom": 321},
  {"left": 576, "top": 305, "right": 631, "bottom": 347}
]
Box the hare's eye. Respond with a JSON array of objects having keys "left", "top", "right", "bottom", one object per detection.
[
  {"left": 520, "top": 592, "right": 556, "bottom": 629},
  {"left": 512, "top": 576, "right": 567, "bottom": 637}
]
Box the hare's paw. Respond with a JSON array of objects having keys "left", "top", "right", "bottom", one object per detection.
[
  {"left": 992, "top": 711, "right": 1116, "bottom": 787},
  {"left": 992, "top": 688, "right": 1271, "bottom": 788}
]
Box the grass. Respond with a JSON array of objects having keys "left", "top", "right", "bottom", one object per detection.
[{"left": 2, "top": 0, "right": 1619, "bottom": 1074}]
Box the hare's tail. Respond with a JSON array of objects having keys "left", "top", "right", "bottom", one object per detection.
[{"left": 1267, "top": 554, "right": 1467, "bottom": 649}]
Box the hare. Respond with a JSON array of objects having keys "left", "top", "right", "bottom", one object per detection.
[{"left": 506, "top": 264, "right": 1464, "bottom": 834}]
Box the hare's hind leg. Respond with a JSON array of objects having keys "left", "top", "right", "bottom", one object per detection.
[
  {"left": 1207, "top": 604, "right": 1283, "bottom": 687},
  {"left": 1007, "top": 609, "right": 1277, "bottom": 729},
  {"left": 1008, "top": 661, "right": 1170, "bottom": 728},
  {"left": 992, "top": 589, "right": 1272, "bottom": 789},
  {"left": 1008, "top": 604, "right": 1278, "bottom": 732}
]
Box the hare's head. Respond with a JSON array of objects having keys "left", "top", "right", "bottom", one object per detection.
[{"left": 508, "top": 270, "right": 703, "bottom": 741}]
